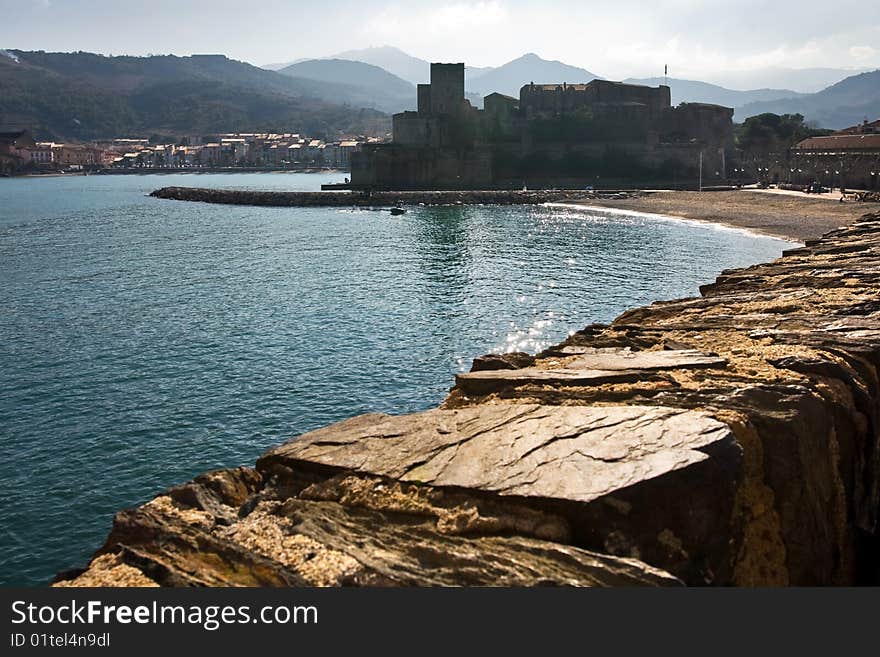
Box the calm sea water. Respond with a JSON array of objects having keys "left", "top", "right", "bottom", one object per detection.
[{"left": 0, "top": 172, "right": 788, "bottom": 586}]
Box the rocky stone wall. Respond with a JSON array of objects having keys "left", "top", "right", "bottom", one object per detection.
[{"left": 55, "top": 212, "right": 880, "bottom": 587}]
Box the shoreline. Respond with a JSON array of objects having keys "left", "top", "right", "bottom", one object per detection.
[
  {"left": 8, "top": 168, "right": 350, "bottom": 178},
  {"left": 148, "top": 185, "right": 876, "bottom": 242},
  {"left": 569, "top": 190, "right": 874, "bottom": 242},
  {"left": 547, "top": 202, "right": 803, "bottom": 244}
]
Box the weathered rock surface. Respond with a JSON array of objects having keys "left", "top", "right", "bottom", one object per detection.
[
  {"left": 260, "top": 404, "right": 733, "bottom": 505},
  {"left": 56, "top": 468, "right": 680, "bottom": 587},
  {"left": 57, "top": 212, "right": 880, "bottom": 587},
  {"left": 455, "top": 348, "right": 727, "bottom": 395}
]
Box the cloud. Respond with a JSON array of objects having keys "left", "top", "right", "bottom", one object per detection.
[
  {"left": 362, "top": 1, "right": 509, "bottom": 43},
  {"left": 2, "top": 1, "right": 878, "bottom": 81},
  {"left": 431, "top": 1, "right": 508, "bottom": 28},
  {"left": 849, "top": 45, "right": 877, "bottom": 60}
]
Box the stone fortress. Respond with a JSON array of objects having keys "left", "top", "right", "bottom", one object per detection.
[{"left": 352, "top": 62, "right": 734, "bottom": 189}]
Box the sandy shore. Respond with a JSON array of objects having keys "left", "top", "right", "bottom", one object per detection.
[{"left": 569, "top": 190, "right": 873, "bottom": 242}]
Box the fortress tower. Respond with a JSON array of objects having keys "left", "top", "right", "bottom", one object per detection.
[{"left": 416, "top": 63, "right": 466, "bottom": 115}]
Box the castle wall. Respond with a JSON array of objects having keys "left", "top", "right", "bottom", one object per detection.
[
  {"left": 664, "top": 103, "right": 734, "bottom": 146},
  {"left": 519, "top": 81, "right": 671, "bottom": 117},
  {"left": 353, "top": 144, "right": 492, "bottom": 190},
  {"left": 428, "top": 63, "right": 465, "bottom": 115},
  {"left": 417, "top": 85, "right": 431, "bottom": 114},
  {"left": 393, "top": 112, "right": 431, "bottom": 146},
  {"left": 356, "top": 62, "right": 734, "bottom": 190}
]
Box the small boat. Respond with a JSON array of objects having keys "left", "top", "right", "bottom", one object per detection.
[{"left": 390, "top": 207, "right": 406, "bottom": 215}]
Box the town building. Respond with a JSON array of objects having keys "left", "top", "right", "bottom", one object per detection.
[
  {"left": 1, "top": 129, "right": 363, "bottom": 174},
  {"left": 52, "top": 143, "right": 104, "bottom": 167},
  {"left": 791, "top": 119, "right": 880, "bottom": 190},
  {"left": 352, "top": 63, "right": 734, "bottom": 189},
  {"left": 338, "top": 141, "right": 361, "bottom": 169},
  {"left": 0, "top": 130, "right": 36, "bottom": 174},
  {"left": 25, "top": 142, "right": 56, "bottom": 167}
]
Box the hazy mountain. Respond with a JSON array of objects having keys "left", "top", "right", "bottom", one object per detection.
[
  {"left": 465, "top": 65, "right": 495, "bottom": 85},
  {"left": 624, "top": 77, "right": 805, "bottom": 115},
  {"left": 278, "top": 58, "right": 416, "bottom": 113},
  {"left": 466, "top": 53, "right": 603, "bottom": 98},
  {"left": 0, "top": 51, "right": 389, "bottom": 140},
  {"left": 262, "top": 58, "right": 307, "bottom": 71},
  {"left": 328, "top": 46, "right": 430, "bottom": 85},
  {"left": 705, "top": 67, "right": 871, "bottom": 94},
  {"left": 737, "top": 70, "right": 880, "bottom": 129}
]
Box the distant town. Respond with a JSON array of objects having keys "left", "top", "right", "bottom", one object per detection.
[{"left": 0, "top": 131, "right": 385, "bottom": 174}]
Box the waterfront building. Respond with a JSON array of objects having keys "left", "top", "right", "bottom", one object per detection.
[
  {"left": 322, "top": 143, "right": 339, "bottom": 168},
  {"left": 201, "top": 143, "right": 222, "bottom": 165},
  {"left": 791, "top": 119, "right": 880, "bottom": 189},
  {"left": 25, "top": 142, "right": 56, "bottom": 166},
  {"left": 221, "top": 138, "right": 248, "bottom": 162},
  {"left": 0, "top": 130, "right": 36, "bottom": 173},
  {"left": 352, "top": 62, "right": 733, "bottom": 189},
  {"left": 338, "top": 140, "right": 361, "bottom": 168},
  {"left": 53, "top": 143, "right": 104, "bottom": 167},
  {"left": 304, "top": 139, "right": 324, "bottom": 162},
  {"left": 3, "top": 129, "right": 360, "bottom": 173}
]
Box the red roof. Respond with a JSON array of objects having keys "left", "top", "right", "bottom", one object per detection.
[{"left": 793, "top": 134, "right": 880, "bottom": 151}]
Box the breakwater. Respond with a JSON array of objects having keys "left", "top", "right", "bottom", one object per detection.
[
  {"left": 56, "top": 212, "right": 880, "bottom": 587},
  {"left": 149, "top": 186, "right": 598, "bottom": 207}
]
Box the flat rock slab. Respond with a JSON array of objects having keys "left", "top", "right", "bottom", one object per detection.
[
  {"left": 557, "top": 348, "right": 727, "bottom": 371},
  {"left": 455, "top": 367, "right": 647, "bottom": 394},
  {"left": 455, "top": 349, "right": 725, "bottom": 394},
  {"left": 260, "top": 404, "right": 734, "bottom": 505}
]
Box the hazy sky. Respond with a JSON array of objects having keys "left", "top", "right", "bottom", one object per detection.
[{"left": 2, "top": 0, "right": 878, "bottom": 80}]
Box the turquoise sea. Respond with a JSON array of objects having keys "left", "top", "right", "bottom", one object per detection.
[{"left": 0, "top": 172, "right": 789, "bottom": 585}]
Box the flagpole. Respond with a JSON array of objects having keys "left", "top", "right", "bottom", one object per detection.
[{"left": 699, "top": 151, "right": 703, "bottom": 192}]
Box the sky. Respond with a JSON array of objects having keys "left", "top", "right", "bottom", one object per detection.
[{"left": 2, "top": 0, "right": 878, "bottom": 83}]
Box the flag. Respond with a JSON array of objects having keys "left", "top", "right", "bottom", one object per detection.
[{"left": 664, "top": 64, "right": 667, "bottom": 76}]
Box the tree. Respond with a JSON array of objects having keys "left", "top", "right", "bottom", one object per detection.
[{"left": 736, "top": 113, "right": 831, "bottom": 156}]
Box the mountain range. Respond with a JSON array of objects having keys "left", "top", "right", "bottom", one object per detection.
[
  {"left": 265, "top": 45, "right": 492, "bottom": 86},
  {"left": 703, "top": 67, "right": 872, "bottom": 94},
  {"left": 318, "top": 46, "right": 430, "bottom": 84},
  {"left": 465, "top": 53, "right": 603, "bottom": 98},
  {"left": 0, "top": 50, "right": 390, "bottom": 140},
  {"left": 623, "top": 77, "right": 805, "bottom": 112},
  {"left": 264, "top": 47, "right": 878, "bottom": 128},
  {"left": 2, "top": 47, "right": 877, "bottom": 140},
  {"left": 266, "top": 46, "right": 866, "bottom": 94},
  {"left": 735, "top": 70, "right": 880, "bottom": 130},
  {"left": 627, "top": 74, "right": 880, "bottom": 129},
  {"left": 277, "top": 58, "right": 416, "bottom": 113}
]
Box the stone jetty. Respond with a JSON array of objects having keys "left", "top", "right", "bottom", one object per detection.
[
  {"left": 56, "top": 212, "right": 880, "bottom": 587},
  {"left": 149, "top": 186, "right": 600, "bottom": 207}
]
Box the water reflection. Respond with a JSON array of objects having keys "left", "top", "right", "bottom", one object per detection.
[{"left": 404, "top": 205, "right": 475, "bottom": 296}]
